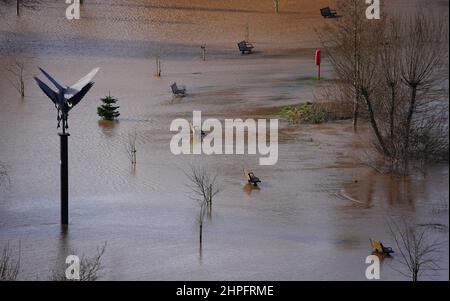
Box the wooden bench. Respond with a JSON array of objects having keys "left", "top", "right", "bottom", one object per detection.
[
  {"left": 320, "top": 7, "right": 337, "bottom": 18},
  {"left": 370, "top": 239, "right": 394, "bottom": 255},
  {"left": 247, "top": 172, "right": 261, "bottom": 186},
  {"left": 238, "top": 41, "right": 254, "bottom": 54},
  {"left": 171, "top": 82, "right": 186, "bottom": 97}
]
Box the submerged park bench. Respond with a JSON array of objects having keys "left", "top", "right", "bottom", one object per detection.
[
  {"left": 247, "top": 172, "right": 261, "bottom": 186},
  {"left": 370, "top": 238, "right": 394, "bottom": 255},
  {"left": 320, "top": 7, "right": 337, "bottom": 18},
  {"left": 238, "top": 41, "right": 254, "bottom": 54},
  {"left": 171, "top": 82, "right": 186, "bottom": 97}
]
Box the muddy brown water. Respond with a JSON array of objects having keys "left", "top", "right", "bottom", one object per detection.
[{"left": 0, "top": 0, "right": 448, "bottom": 280}]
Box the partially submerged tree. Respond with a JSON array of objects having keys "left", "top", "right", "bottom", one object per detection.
[
  {"left": 97, "top": 94, "right": 120, "bottom": 121},
  {"left": 0, "top": 242, "right": 20, "bottom": 281},
  {"left": 154, "top": 55, "right": 161, "bottom": 77},
  {"left": 186, "top": 166, "right": 219, "bottom": 248},
  {"left": 321, "top": 8, "right": 449, "bottom": 171},
  {"left": 388, "top": 219, "right": 446, "bottom": 281},
  {"left": 0, "top": 0, "right": 40, "bottom": 16},
  {"left": 319, "top": 0, "right": 368, "bottom": 131},
  {"left": 6, "top": 59, "right": 28, "bottom": 97},
  {"left": 125, "top": 130, "right": 137, "bottom": 166}
]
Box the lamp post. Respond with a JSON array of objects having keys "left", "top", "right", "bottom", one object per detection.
[{"left": 34, "top": 67, "right": 99, "bottom": 225}]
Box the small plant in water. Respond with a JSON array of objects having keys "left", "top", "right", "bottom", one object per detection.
[
  {"left": 155, "top": 55, "right": 161, "bottom": 77},
  {"left": 279, "top": 102, "right": 327, "bottom": 124}
]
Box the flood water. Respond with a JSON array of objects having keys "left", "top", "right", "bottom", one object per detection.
[{"left": 0, "top": 0, "right": 448, "bottom": 280}]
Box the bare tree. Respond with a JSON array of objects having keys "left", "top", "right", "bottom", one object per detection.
[
  {"left": 125, "top": 130, "right": 137, "bottom": 166},
  {"left": 319, "top": 0, "right": 368, "bottom": 131},
  {"left": 0, "top": 242, "right": 20, "bottom": 281},
  {"left": 6, "top": 59, "right": 28, "bottom": 97},
  {"left": 50, "top": 242, "right": 107, "bottom": 281},
  {"left": 186, "top": 165, "right": 219, "bottom": 247},
  {"left": 154, "top": 55, "right": 161, "bottom": 77},
  {"left": 388, "top": 219, "right": 446, "bottom": 281},
  {"left": 0, "top": 0, "right": 40, "bottom": 16},
  {"left": 398, "top": 14, "right": 448, "bottom": 161},
  {"left": 321, "top": 8, "right": 449, "bottom": 170}
]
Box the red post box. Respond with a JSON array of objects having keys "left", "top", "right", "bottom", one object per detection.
[{"left": 315, "top": 48, "right": 321, "bottom": 80}]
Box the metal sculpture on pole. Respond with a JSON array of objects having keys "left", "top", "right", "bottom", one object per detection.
[{"left": 34, "top": 67, "right": 99, "bottom": 225}]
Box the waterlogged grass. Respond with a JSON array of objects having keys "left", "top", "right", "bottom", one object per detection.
[
  {"left": 279, "top": 102, "right": 328, "bottom": 124},
  {"left": 309, "top": 76, "right": 326, "bottom": 81}
]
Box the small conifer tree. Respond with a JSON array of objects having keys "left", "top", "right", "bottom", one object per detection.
[{"left": 97, "top": 94, "right": 120, "bottom": 120}]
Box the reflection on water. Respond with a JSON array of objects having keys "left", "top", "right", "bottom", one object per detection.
[
  {"left": 243, "top": 183, "right": 260, "bottom": 196},
  {"left": 0, "top": 0, "right": 448, "bottom": 281}
]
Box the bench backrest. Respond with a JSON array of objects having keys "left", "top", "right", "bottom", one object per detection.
[
  {"left": 171, "top": 83, "right": 178, "bottom": 93},
  {"left": 320, "top": 7, "right": 331, "bottom": 16},
  {"left": 370, "top": 239, "right": 384, "bottom": 253}
]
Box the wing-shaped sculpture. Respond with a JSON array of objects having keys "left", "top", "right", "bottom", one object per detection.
[
  {"left": 34, "top": 67, "right": 99, "bottom": 132},
  {"left": 67, "top": 82, "right": 94, "bottom": 108},
  {"left": 33, "top": 77, "right": 58, "bottom": 106},
  {"left": 65, "top": 68, "right": 99, "bottom": 99},
  {"left": 38, "top": 67, "right": 65, "bottom": 92}
]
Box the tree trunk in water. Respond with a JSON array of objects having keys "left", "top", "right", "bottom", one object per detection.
[
  {"left": 352, "top": 1, "right": 359, "bottom": 131},
  {"left": 404, "top": 86, "right": 417, "bottom": 156},
  {"left": 199, "top": 223, "right": 203, "bottom": 246},
  {"left": 16, "top": 0, "right": 20, "bottom": 16},
  {"left": 389, "top": 85, "right": 395, "bottom": 140},
  {"left": 362, "top": 91, "right": 391, "bottom": 157},
  {"left": 353, "top": 91, "right": 359, "bottom": 131}
]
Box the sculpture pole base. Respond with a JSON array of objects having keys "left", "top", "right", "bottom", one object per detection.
[{"left": 59, "top": 133, "right": 70, "bottom": 225}]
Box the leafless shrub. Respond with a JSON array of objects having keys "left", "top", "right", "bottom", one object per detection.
[
  {"left": 0, "top": 0, "right": 40, "bottom": 16},
  {"left": 318, "top": 0, "right": 370, "bottom": 131},
  {"left": 186, "top": 165, "right": 219, "bottom": 247},
  {"left": 0, "top": 242, "right": 20, "bottom": 281},
  {"left": 50, "top": 242, "right": 107, "bottom": 281},
  {"left": 388, "top": 218, "right": 447, "bottom": 281},
  {"left": 6, "top": 59, "right": 29, "bottom": 97},
  {"left": 125, "top": 130, "right": 137, "bottom": 166},
  {"left": 154, "top": 55, "right": 161, "bottom": 77}
]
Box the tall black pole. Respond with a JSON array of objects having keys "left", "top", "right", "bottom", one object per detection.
[
  {"left": 59, "top": 116, "right": 69, "bottom": 225},
  {"left": 33, "top": 67, "right": 99, "bottom": 225}
]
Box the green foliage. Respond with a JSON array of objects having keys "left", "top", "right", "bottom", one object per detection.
[
  {"left": 279, "top": 102, "right": 327, "bottom": 124},
  {"left": 97, "top": 95, "right": 120, "bottom": 121}
]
